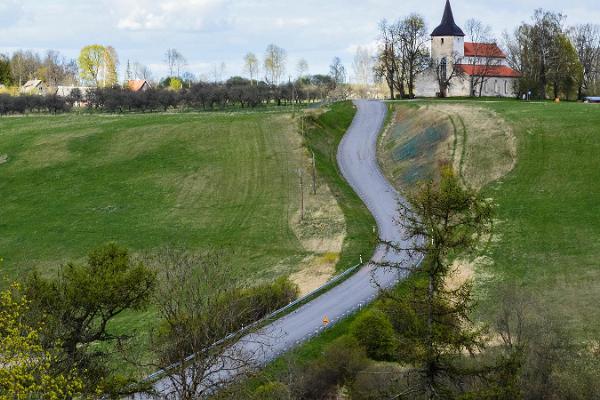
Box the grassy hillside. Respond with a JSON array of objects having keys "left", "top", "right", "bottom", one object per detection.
[
  {"left": 477, "top": 101, "right": 600, "bottom": 340},
  {"left": 380, "top": 100, "right": 600, "bottom": 340},
  {"left": 0, "top": 112, "right": 315, "bottom": 282}
]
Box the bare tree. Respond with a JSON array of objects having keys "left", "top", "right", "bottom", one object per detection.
[
  {"left": 212, "top": 62, "right": 227, "bottom": 83},
  {"left": 375, "top": 19, "right": 403, "bottom": 99},
  {"left": 296, "top": 58, "right": 309, "bottom": 80},
  {"left": 11, "top": 50, "right": 41, "bottom": 86},
  {"left": 352, "top": 46, "right": 373, "bottom": 87},
  {"left": 263, "top": 44, "right": 287, "bottom": 86},
  {"left": 243, "top": 52, "right": 259, "bottom": 85},
  {"left": 398, "top": 14, "right": 430, "bottom": 97},
  {"left": 431, "top": 52, "right": 465, "bottom": 97},
  {"left": 165, "top": 48, "right": 187, "bottom": 77},
  {"left": 569, "top": 24, "right": 600, "bottom": 99},
  {"left": 133, "top": 62, "right": 153, "bottom": 80},
  {"left": 147, "top": 249, "right": 264, "bottom": 400},
  {"left": 464, "top": 19, "right": 502, "bottom": 97},
  {"left": 329, "top": 57, "right": 347, "bottom": 89}
]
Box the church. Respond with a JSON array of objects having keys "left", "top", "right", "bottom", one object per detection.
[{"left": 414, "top": 0, "right": 520, "bottom": 97}]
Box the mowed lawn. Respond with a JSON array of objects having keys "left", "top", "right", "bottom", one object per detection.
[
  {"left": 468, "top": 101, "right": 600, "bottom": 339},
  {"left": 0, "top": 111, "right": 308, "bottom": 283}
]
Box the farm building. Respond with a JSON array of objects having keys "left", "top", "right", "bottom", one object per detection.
[
  {"left": 20, "top": 80, "right": 48, "bottom": 95},
  {"left": 127, "top": 79, "right": 152, "bottom": 92}
]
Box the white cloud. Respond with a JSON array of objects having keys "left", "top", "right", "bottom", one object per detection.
[
  {"left": 0, "top": 0, "right": 25, "bottom": 25},
  {"left": 116, "top": 0, "right": 230, "bottom": 32},
  {"left": 273, "top": 17, "right": 313, "bottom": 29}
]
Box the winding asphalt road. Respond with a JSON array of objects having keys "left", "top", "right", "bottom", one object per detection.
[{"left": 149, "top": 100, "right": 417, "bottom": 398}]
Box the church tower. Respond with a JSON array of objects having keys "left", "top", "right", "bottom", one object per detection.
[{"left": 430, "top": 0, "right": 465, "bottom": 61}]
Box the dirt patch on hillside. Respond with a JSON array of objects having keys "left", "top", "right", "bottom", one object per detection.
[
  {"left": 287, "top": 117, "right": 347, "bottom": 295},
  {"left": 0, "top": 154, "right": 8, "bottom": 165},
  {"left": 379, "top": 103, "right": 516, "bottom": 191},
  {"left": 433, "top": 104, "right": 517, "bottom": 190},
  {"left": 290, "top": 253, "right": 340, "bottom": 296},
  {"left": 446, "top": 256, "right": 495, "bottom": 292}
]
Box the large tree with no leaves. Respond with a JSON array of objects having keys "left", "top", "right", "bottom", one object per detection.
[
  {"left": 399, "top": 14, "right": 430, "bottom": 97},
  {"left": 243, "top": 52, "right": 259, "bottom": 85},
  {"left": 464, "top": 19, "right": 502, "bottom": 97},
  {"left": 568, "top": 24, "right": 600, "bottom": 99},
  {"left": 263, "top": 44, "right": 287, "bottom": 86},
  {"left": 329, "top": 56, "right": 347, "bottom": 89},
  {"left": 146, "top": 248, "right": 293, "bottom": 399}
]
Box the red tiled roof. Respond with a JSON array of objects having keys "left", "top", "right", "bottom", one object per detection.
[
  {"left": 464, "top": 42, "right": 506, "bottom": 58},
  {"left": 456, "top": 64, "right": 521, "bottom": 78},
  {"left": 127, "top": 80, "right": 150, "bottom": 92}
]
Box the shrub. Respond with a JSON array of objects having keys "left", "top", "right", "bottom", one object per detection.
[
  {"left": 350, "top": 309, "right": 397, "bottom": 361},
  {"left": 252, "top": 382, "right": 290, "bottom": 400}
]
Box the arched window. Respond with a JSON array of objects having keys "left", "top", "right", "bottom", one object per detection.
[
  {"left": 504, "top": 81, "right": 508, "bottom": 94},
  {"left": 441, "top": 38, "right": 445, "bottom": 45}
]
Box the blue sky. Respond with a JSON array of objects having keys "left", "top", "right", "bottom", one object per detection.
[{"left": 1, "top": 0, "right": 598, "bottom": 81}]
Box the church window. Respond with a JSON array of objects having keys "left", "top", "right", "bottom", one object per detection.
[
  {"left": 504, "top": 81, "right": 508, "bottom": 94},
  {"left": 440, "top": 57, "right": 447, "bottom": 82},
  {"left": 441, "top": 38, "right": 445, "bottom": 44}
]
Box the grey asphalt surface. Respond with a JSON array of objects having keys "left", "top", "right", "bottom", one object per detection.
[{"left": 148, "top": 100, "right": 416, "bottom": 398}]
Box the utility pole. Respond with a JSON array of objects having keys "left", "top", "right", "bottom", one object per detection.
[
  {"left": 311, "top": 151, "right": 317, "bottom": 195},
  {"left": 298, "top": 168, "right": 304, "bottom": 220}
]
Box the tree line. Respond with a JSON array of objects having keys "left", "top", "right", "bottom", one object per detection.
[
  {"left": 0, "top": 75, "right": 343, "bottom": 115},
  {"left": 504, "top": 10, "right": 600, "bottom": 100}
]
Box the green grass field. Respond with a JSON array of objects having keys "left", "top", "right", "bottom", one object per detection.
[
  {"left": 0, "top": 111, "right": 313, "bottom": 282},
  {"left": 475, "top": 101, "right": 600, "bottom": 339},
  {"left": 0, "top": 103, "right": 372, "bottom": 375},
  {"left": 381, "top": 100, "right": 600, "bottom": 340}
]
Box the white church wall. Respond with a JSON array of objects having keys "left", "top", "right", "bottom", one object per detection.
[
  {"left": 414, "top": 71, "right": 518, "bottom": 98},
  {"left": 431, "top": 36, "right": 464, "bottom": 60},
  {"left": 479, "top": 77, "right": 518, "bottom": 97},
  {"left": 414, "top": 70, "right": 441, "bottom": 97}
]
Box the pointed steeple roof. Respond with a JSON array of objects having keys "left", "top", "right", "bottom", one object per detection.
[{"left": 431, "top": 0, "right": 465, "bottom": 37}]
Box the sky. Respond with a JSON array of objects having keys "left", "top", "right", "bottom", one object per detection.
[{"left": 1, "top": 0, "right": 599, "bottom": 81}]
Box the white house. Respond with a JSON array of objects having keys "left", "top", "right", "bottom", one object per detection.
[
  {"left": 20, "top": 80, "right": 48, "bottom": 95},
  {"left": 415, "top": 0, "right": 520, "bottom": 97}
]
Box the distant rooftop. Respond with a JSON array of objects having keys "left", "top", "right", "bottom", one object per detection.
[{"left": 431, "top": 0, "right": 465, "bottom": 37}]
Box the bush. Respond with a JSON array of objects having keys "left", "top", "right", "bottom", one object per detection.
[
  {"left": 350, "top": 309, "right": 397, "bottom": 361},
  {"left": 220, "top": 277, "right": 299, "bottom": 331},
  {"left": 289, "top": 335, "right": 369, "bottom": 399},
  {"left": 351, "top": 363, "right": 407, "bottom": 400},
  {"left": 252, "top": 382, "right": 290, "bottom": 400}
]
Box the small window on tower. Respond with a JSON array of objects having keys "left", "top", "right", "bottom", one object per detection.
[{"left": 441, "top": 38, "right": 445, "bottom": 44}]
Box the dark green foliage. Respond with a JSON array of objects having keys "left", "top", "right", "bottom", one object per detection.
[
  {"left": 350, "top": 309, "right": 397, "bottom": 361},
  {"left": 283, "top": 335, "right": 369, "bottom": 399},
  {"left": 351, "top": 363, "right": 407, "bottom": 400},
  {"left": 220, "top": 277, "right": 299, "bottom": 331},
  {"left": 252, "top": 382, "right": 290, "bottom": 400},
  {"left": 381, "top": 169, "right": 493, "bottom": 399},
  {"left": 0, "top": 54, "right": 12, "bottom": 86},
  {"left": 25, "top": 243, "right": 156, "bottom": 394}
]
